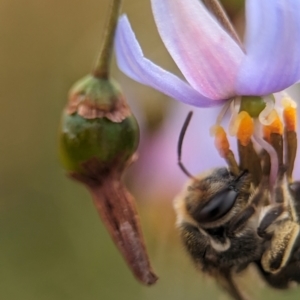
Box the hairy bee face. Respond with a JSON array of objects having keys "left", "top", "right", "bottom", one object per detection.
[
  {"left": 180, "top": 168, "right": 252, "bottom": 228},
  {"left": 174, "top": 166, "right": 264, "bottom": 280}
]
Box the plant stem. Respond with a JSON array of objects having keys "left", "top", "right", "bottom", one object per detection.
[
  {"left": 93, "top": 0, "right": 122, "bottom": 79},
  {"left": 202, "top": 0, "right": 244, "bottom": 51}
]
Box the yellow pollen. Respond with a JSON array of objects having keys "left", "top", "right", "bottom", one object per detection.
[
  {"left": 282, "top": 96, "right": 297, "bottom": 109},
  {"left": 210, "top": 125, "right": 230, "bottom": 158},
  {"left": 283, "top": 107, "right": 297, "bottom": 131},
  {"left": 263, "top": 110, "right": 283, "bottom": 141},
  {"left": 282, "top": 98, "right": 297, "bottom": 132},
  {"left": 236, "top": 111, "right": 254, "bottom": 146}
]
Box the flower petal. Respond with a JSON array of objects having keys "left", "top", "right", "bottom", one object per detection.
[
  {"left": 151, "top": 0, "right": 244, "bottom": 100},
  {"left": 115, "top": 15, "right": 224, "bottom": 108},
  {"left": 236, "top": 0, "right": 300, "bottom": 95}
]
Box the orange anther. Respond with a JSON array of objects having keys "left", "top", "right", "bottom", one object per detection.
[
  {"left": 236, "top": 111, "right": 254, "bottom": 146},
  {"left": 211, "top": 125, "right": 230, "bottom": 158},
  {"left": 263, "top": 110, "right": 283, "bottom": 142},
  {"left": 283, "top": 106, "right": 297, "bottom": 132},
  {"left": 263, "top": 126, "right": 271, "bottom": 142},
  {"left": 263, "top": 110, "right": 283, "bottom": 141}
]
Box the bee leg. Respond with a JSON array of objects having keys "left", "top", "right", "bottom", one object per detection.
[
  {"left": 217, "top": 271, "right": 249, "bottom": 300},
  {"left": 227, "top": 205, "right": 256, "bottom": 236},
  {"left": 180, "top": 224, "right": 248, "bottom": 299},
  {"left": 289, "top": 181, "right": 300, "bottom": 218},
  {"left": 257, "top": 205, "right": 285, "bottom": 238},
  {"left": 256, "top": 259, "right": 300, "bottom": 289},
  {"left": 261, "top": 220, "right": 300, "bottom": 274},
  {"left": 228, "top": 179, "right": 269, "bottom": 236},
  {"left": 255, "top": 234, "right": 300, "bottom": 288},
  {"left": 179, "top": 223, "right": 209, "bottom": 263}
]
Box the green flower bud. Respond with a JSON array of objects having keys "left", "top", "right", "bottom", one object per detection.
[
  {"left": 58, "top": 75, "right": 158, "bottom": 286},
  {"left": 57, "top": 0, "right": 157, "bottom": 285},
  {"left": 59, "top": 75, "right": 139, "bottom": 174}
]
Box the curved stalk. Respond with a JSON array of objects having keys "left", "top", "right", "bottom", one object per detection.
[{"left": 93, "top": 0, "right": 122, "bottom": 78}]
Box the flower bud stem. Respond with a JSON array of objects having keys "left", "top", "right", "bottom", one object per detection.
[{"left": 93, "top": 0, "right": 122, "bottom": 79}]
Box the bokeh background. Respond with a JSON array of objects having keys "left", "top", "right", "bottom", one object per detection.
[{"left": 0, "top": 0, "right": 300, "bottom": 299}]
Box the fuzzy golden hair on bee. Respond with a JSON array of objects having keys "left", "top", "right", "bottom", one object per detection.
[{"left": 174, "top": 168, "right": 253, "bottom": 229}]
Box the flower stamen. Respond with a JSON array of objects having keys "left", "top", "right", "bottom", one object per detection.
[
  {"left": 282, "top": 96, "right": 298, "bottom": 182},
  {"left": 236, "top": 111, "right": 254, "bottom": 147},
  {"left": 210, "top": 124, "right": 239, "bottom": 175},
  {"left": 262, "top": 110, "right": 283, "bottom": 142},
  {"left": 211, "top": 93, "right": 297, "bottom": 190},
  {"left": 262, "top": 109, "right": 284, "bottom": 167},
  {"left": 252, "top": 120, "right": 278, "bottom": 193},
  {"left": 228, "top": 97, "right": 241, "bottom": 136},
  {"left": 282, "top": 96, "right": 297, "bottom": 132},
  {"left": 211, "top": 125, "right": 229, "bottom": 158},
  {"left": 233, "top": 111, "right": 262, "bottom": 187}
]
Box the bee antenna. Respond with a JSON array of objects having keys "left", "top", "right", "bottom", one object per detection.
[{"left": 177, "top": 111, "right": 198, "bottom": 180}]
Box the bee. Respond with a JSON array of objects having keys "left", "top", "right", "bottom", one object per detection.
[{"left": 174, "top": 112, "right": 300, "bottom": 300}]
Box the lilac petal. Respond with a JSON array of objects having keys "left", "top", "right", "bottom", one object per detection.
[
  {"left": 151, "top": 0, "right": 244, "bottom": 100},
  {"left": 115, "top": 15, "right": 224, "bottom": 108},
  {"left": 236, "top": 0, "right": 300, "bottom": 95}
]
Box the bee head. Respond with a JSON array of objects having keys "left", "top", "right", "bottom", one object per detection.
[
  {"left": 175, "top": 111, "right": 252, "bottom": 228},
  {"left": 178, "top": 168, "right": 251, "bottom": 228}
]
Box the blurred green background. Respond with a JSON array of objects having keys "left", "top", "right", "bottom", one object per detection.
[{"left": 0, "top": 0, "right": 300, "bottom": 299}]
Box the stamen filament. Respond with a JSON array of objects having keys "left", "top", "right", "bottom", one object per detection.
[
  {"left": 285, "top": 131, "right": 297, "bottom": 183},
  {"left": 282, "top": 97, "right": 297, "bottom": 132},
  {"left": 228, "top": 97, "right": 241, "bottom": 136},
  {"left": 237, "top": 139, "right": 262, "bottom": 187},
  {"left": 253, "top": 120, "right": 278, "bottom": 193},
  {"left": 216, "top": 98, "right": 234, "bottom": 125},
  {"left": 282, "top": 96, "right": 298, "bottom": 182}
]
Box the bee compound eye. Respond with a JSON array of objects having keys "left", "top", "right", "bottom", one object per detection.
[{"left": 194, "top": 188, "right": 239, "bottom": 223}]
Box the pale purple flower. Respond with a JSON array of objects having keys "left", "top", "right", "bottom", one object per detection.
[
  {"left": 132, "top": 98, "right": 300, "bottom": 201},
  {"left": 115, "top": 0, "right": 300, "bottom": 194},
  {"left": 115, "top": 0, "right": 300, "bottom": 107}
]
